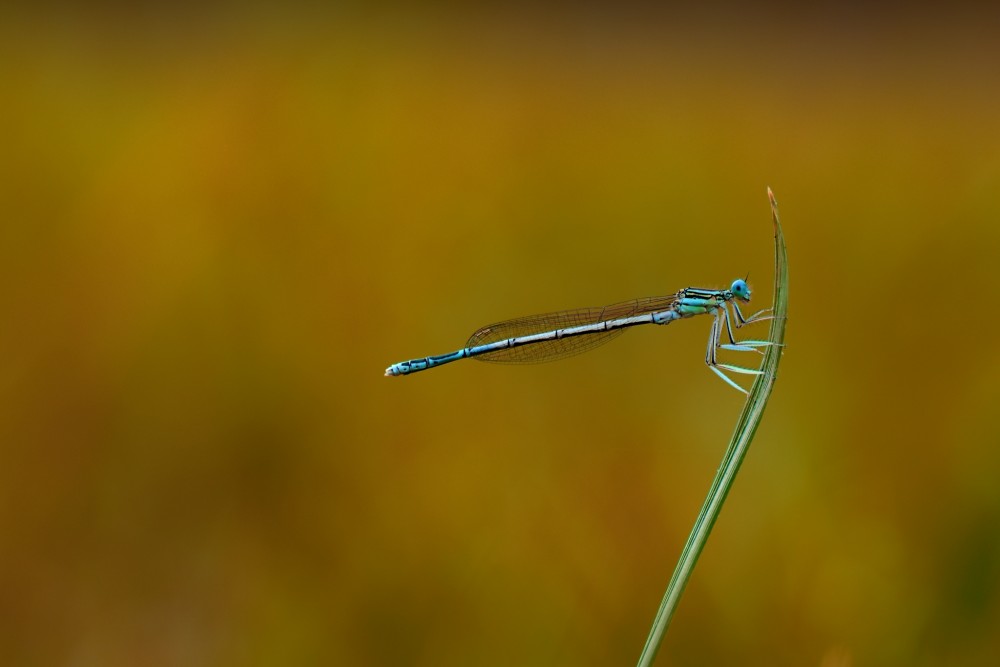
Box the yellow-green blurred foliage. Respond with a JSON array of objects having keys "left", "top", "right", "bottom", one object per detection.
[{"left": 2, "top": 6, "right": 999, "bottom": 666}]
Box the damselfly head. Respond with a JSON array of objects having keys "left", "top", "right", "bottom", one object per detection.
[{"left": 730, "top": 278, "right": 751, "bottom": 302}]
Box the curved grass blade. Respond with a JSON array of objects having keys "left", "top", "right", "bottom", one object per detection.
[{"left": 636, "top": 188, "right": 789, "bottom": 666}]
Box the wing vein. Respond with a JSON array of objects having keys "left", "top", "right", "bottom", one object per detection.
[{"left": 467, "top": 294, "right": 679, "bottom": 364}]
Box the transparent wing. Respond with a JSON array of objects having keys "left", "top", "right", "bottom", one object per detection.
[{"left": 467, "top": 294, "right": 678, "bottom": 364}]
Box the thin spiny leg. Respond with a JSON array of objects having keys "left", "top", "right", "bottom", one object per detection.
[
  {"left": 732, "top": 301, "right": 777, "bottom": 328},
  {"left": 704, "top": 310, "right": 749, "bottom": 394},
  {"left": 711, "top": 318, "right": 766, "bottom": 376},
  {"left": 732, "top": 302, "right": 788, "bottom": 332},
  {"left": 723, "top": 302, "right": 738, "bottom": 344},
  {"left": 724, "top": 302, "right": 783, "bottom": 351},
  {"left": 705, "top": 311, "right": 761, "bottom": 394},
  {"left": 708, "top": 364, "right": 749, "bottom": 394},
  {"left": 704, "top": 307, "right": 771, "bottom": 394},
  {"left": 714, "top": 309, "right": 769, "bottom": 375},
  {"left": 720, "top": 303, "right": 759, "bottom": 351},
  {"left": 704, "top": 313, "right": 719, "bottom": 366},
  {"left": 718, "top": 304, "right": 772, "bottom": 353}
]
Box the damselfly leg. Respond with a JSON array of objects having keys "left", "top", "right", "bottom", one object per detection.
[{"left": 705, "top": 304, "right": 779, "bottom": 394}]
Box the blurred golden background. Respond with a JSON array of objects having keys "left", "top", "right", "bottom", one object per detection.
[{"left": 2, "top": 6, "right": 999, "bottom": 666}]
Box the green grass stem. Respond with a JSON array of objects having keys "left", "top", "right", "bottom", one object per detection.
[{"left": 635, "top": 188, "right": 789, "bottom": 666}]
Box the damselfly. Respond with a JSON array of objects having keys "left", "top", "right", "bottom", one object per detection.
[{"left": 384, "top": 279, "right": 776, "bottom": 393}]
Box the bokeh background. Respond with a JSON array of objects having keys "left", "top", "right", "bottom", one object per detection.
[{"left": 2, "top": 5, "right": 999, "bottom": 666}]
